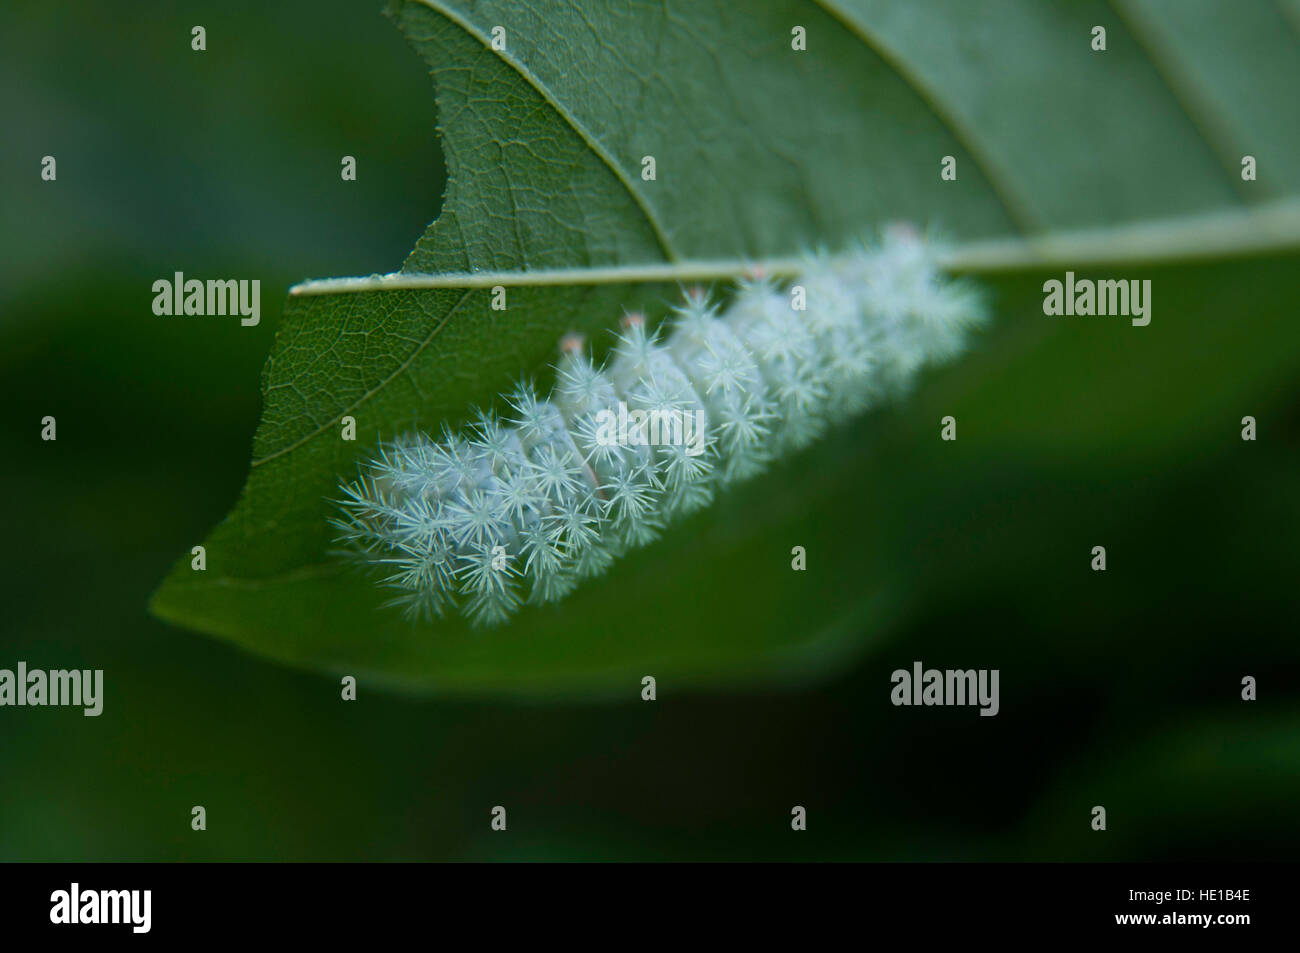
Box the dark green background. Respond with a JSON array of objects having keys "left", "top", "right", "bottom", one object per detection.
[{"left": 2, "top": 0, "right": 1297, "bottom": 861}]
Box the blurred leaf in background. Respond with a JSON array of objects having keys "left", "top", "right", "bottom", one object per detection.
[{"left": 3, "top": 0, "right": 1299, "bottom": 861}]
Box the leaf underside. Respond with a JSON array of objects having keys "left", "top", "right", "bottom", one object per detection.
[{"left": 151, "top": 0, "right": 1300, "bottom": 695}]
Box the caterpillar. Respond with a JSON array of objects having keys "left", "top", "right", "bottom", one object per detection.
[{"left": 332, "top": 225, "right": 986, "bottom": 626}]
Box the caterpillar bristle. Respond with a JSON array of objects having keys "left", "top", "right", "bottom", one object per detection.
[{"left": 334, "top": 230, "right": 987, "bottom": 626}]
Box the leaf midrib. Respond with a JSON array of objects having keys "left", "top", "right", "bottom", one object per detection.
[{"left": 289, "top": 199, "right": 1300, "bottom": 295}]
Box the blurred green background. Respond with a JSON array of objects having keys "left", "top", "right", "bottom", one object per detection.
[{"left": 2, "top": 0, "right": 1297, "bottom": 861}]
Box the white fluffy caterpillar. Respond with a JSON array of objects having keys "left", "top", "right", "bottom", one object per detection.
[{"left": 332, "top": 226, "right": 986, "bottom": 626}]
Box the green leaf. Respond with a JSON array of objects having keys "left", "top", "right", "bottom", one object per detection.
[{"left": 151, "top": 0, "right": 1300, "bottom": 694}]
